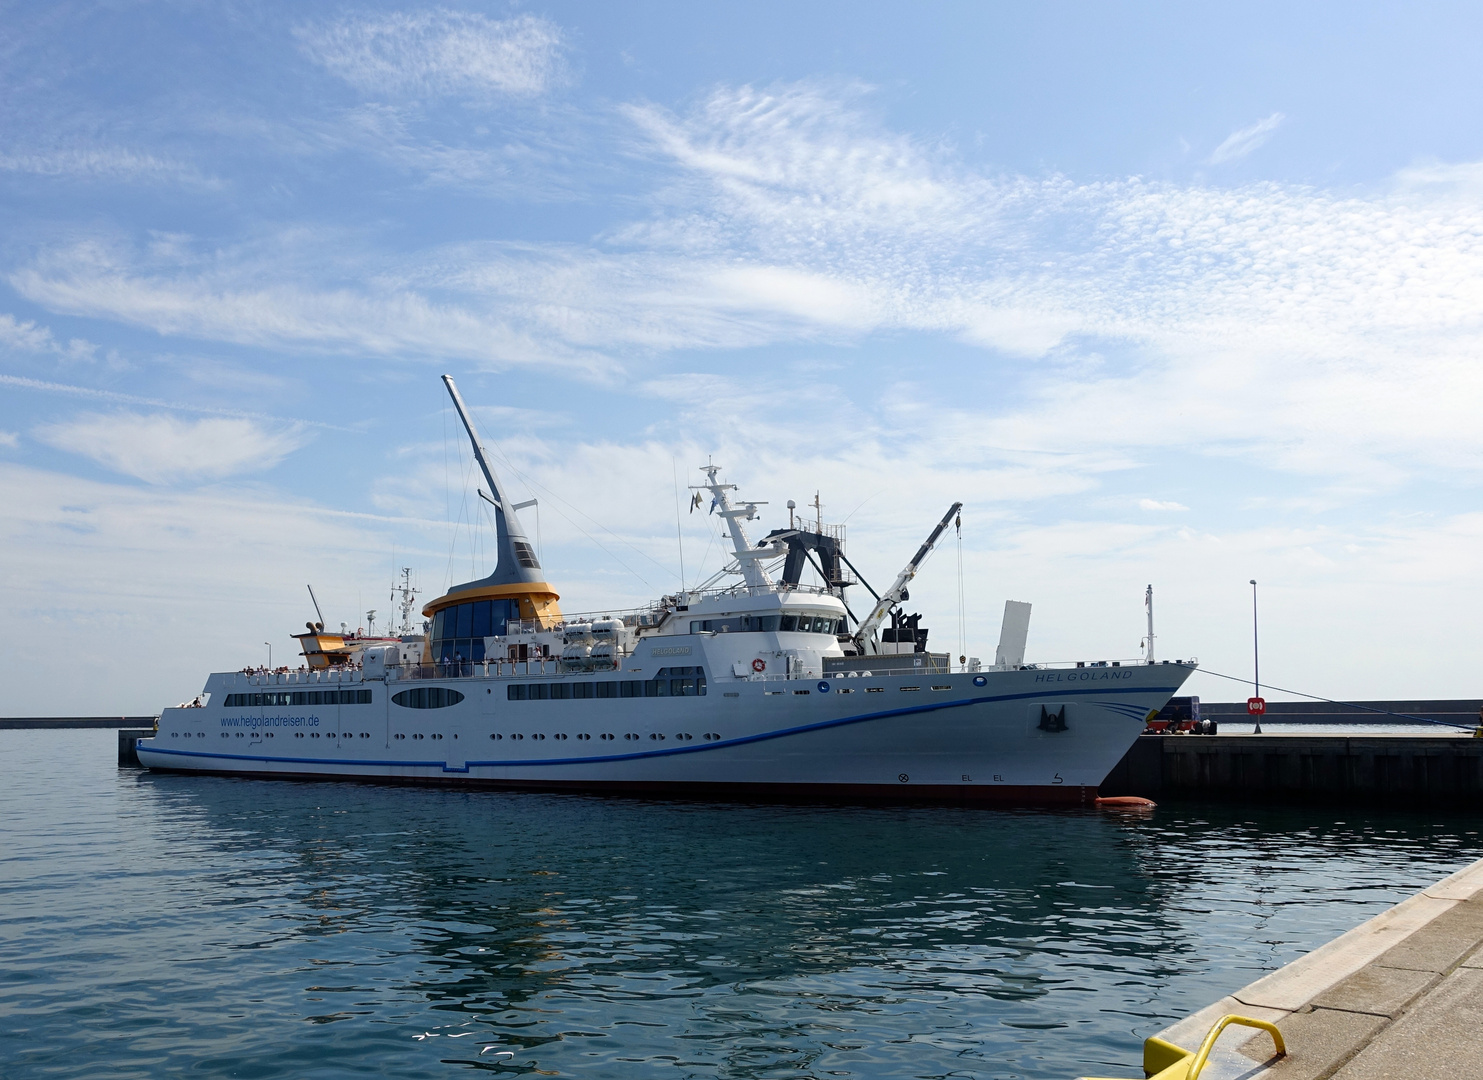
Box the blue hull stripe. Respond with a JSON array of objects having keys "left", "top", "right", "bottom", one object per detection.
[{"left": 139, "top": 682, "right": 1183, "bottom": 771}]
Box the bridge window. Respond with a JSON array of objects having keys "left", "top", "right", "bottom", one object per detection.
[
  {"left": 430, "top": 599, "right": 516, "bottom": 664},
  {"left": 777, "top": 614, "right": 845, "bottom": 634},
  {"left": 690, "top": 615, "right": 782, "bottom": 633}
]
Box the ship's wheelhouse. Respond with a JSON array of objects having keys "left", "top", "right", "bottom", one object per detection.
[
  {"left": 429, "top": 598, "right": 518, "bottom": 662},
  {"left": 688, "top": 612, "right": 846, "bottom": 635}
]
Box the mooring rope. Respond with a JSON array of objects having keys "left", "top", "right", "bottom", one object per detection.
[{"left": 1194, "top": 667, "right": 1475, "bottom": 731}]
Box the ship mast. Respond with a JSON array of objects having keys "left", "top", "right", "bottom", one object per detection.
[
  {"left": 441, "top": 375, "right": 544, "bottom": 586},
  {"left": 695, "top": 464, "right": 775, "bottom": 590}
]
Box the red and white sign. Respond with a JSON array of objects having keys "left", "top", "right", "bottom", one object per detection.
[{"left": 1247, "top": 697, "right": 1267, "bottom": 715}]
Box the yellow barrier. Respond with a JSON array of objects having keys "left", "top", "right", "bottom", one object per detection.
[{"left": 1079, "top": 1013, "right": 1286, "bottom": 1080}]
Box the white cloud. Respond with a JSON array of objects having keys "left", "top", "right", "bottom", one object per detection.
[
  {"left": 1139, "top": 498, "right": 1188, "bottom": 511},
  {"left": 16, "top": 83, "right": 1483, "bottom": 494},
  {"left": 1208, "top": 112, "right": 1286, "bottom": 164},
  {"left": 0, "top": 146, "right": 216, "bottom": 186},
  {"left": 298, "top": 11, "right": 567, "bottom": 99},
  {"left": 32, "top": 412, "right": 312, "bottom": 484},
  {"left": 0, "top": 431, "right": 18, "bottom": 448},
  {"left": 0, "top": 462, "right": 452, "bottom": 712},
  {"left": 9, "top": 239, "right": 606, "bottom": 374},
  {"left": 0, "top": 312, "right": 95, "bottom": 360}
]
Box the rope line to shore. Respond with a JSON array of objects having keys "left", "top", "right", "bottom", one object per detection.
[{"left": 1194, "top": 668, "right": 1475, "bottom": 731}]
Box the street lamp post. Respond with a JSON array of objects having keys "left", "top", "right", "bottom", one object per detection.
[
  {"left": 1249, "top": 580, "right": 1261, "bottom": 735},
  {"left": 265, "top": 642, "right": 272, "bottom": 671}
]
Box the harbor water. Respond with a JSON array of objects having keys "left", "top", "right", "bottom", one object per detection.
[{"left": 3, "top": 729, "right": 1480, "bottom": 1079}]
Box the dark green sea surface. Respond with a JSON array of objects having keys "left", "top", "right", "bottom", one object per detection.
[{"left": 2, "top": 729, "right": 1479, "bottom": 1079}]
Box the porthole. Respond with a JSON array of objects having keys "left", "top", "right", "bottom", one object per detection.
[
  {"left": 649, "top": 733, "right": 665, "bottom": 740},
  {"left": 703, "top": 732, "right": 719, "bottom": 740},
  {"left": 295, "top": 732, "right": 305, "bottom": 738},
  {"left": 310, "top": 732, "right": 320, "bottom": 738},
  {"left": 675, "top": 733, "right": 692, "bottom": 741},
  {"left": 577, "top": 733, "right": 591, "bottom": 740},
  {"left": 512, "top": 733, "right": 524, "bottom": 740},
  {"left": 532, "top": 733, "right": 545, "bottom": 740},
  {"left": 490, "top": 733, "right": 502, "bottom": 740},
  {"left": 624, "top": 733, "right": 638, "bottom": 741},
  {"left": 236, "top": 732, "right": 245, "bottom": 738},
  {"left": 394, "top": 733, "right": 405, "bottom": 740},
  {"left": 555, "top": 733, "right": 568, "bottom": 740},
  {"left": 601, "top": 733, "right": 614, "bottom": 740},
  {"left": 197, "top": 732, "right": 204, "bottom": 738},
  {"left": 266, "top": 733, "right": 274, "bottom": 739}
]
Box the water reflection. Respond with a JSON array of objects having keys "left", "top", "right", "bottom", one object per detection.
[{"left": 1, "top": 730, "right": 1478, "bottom": 1080}]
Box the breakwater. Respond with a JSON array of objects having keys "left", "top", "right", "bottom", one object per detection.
[
  {"left": 1102, "top": 732, "right": 1483, "bottom": 805},
  {"left": 1, "top": 716, "right": 157, "bottom": 729},
  {"left": 1198, "top": 698, "right": 1482, "bottom": 727}
]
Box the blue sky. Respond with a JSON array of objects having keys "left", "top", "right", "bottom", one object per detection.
[{"left": 4, "top": 1, "right": 1483, "bottom": 712}]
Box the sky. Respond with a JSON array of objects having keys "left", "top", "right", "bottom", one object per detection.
[{"left": 4, "top": 1, "right": 1483, "bottom": 713}]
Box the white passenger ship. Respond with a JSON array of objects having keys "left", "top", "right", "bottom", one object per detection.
[{"left": 136, "top": 377, "right": 1196, "bottom": 803}]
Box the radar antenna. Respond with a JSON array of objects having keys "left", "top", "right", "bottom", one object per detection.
[{"left": 391, "top": 567, "right": 420, "bottom": 637}]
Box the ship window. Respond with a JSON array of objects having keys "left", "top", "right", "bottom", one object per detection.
[
  {"left": 550, "top": 683, "right": 571, "bottom": 700},
  {"left": 572, "top": 683, "right": 593, "bottom": 699},
  {"left": 596, "top": 681, "right": 617, "bottom": 699},
  {"left": 513, "top": 540, "right": 540, "bottom": 569},
  {"left": 392, "top": 687, "right": 465, "bottom": 709},
  {"left": 780, "top": 614, "right": 798, "bottom": 631},
  {"left": 529, "top": 683, "right": 549, "bottom": 700},
  {"left": 430, "top": 601, "right": 512, "bottom": 662},
  {"left": 620, "top": 681, "right": 642, "bottom": 698},
  {"left": 507, "top": 684, "right": 526, "bottom": 700},
  {"left": 471, "top": 600, "right": 492, "bottom": 638}
]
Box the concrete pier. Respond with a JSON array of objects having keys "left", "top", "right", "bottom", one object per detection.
[
  {"left": 1, "top": 716, "right": 159, "bottom": 729},
  {"left": 117, "top": 728, "right": 155, "bottom": 767},
  {"left": 1101, "top": 733, "right": 1483, "bottom": 806},
  {"left": 1141, "top": 856, "right": 1483, "bottom": 1080}
]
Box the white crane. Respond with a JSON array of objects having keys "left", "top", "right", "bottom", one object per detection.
[{"left": 853, "top": 502, "right": 962, "bottom": 655}]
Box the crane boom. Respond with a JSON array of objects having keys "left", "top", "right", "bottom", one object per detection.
[{"left": 853, "top": 501, "right": 962, "bottom": 653}]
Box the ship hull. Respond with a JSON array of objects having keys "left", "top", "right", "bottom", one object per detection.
[{"left": 138, "top": 663, "right": 1194, "bottom": 804}]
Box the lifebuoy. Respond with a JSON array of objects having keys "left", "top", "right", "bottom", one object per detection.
[{"left": 751, "top": 658, "right": 766, "bottom": 673}]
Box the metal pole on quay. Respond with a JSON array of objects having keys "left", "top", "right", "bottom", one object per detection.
[{"left": 1250, "top": 579, "right": 1263, "bottom": 735}]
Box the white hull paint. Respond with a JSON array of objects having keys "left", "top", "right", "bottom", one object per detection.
[{"left": 138, "top": 661, "right": 1194, "bottom": 804}]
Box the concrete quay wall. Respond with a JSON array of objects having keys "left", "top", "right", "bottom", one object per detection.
[
  {"left": 1143, "top": 856, "right": 1483, "bottom": 1080},
  {"left": 1101, "top": 734, "right": 1483, "bottom": 805}
]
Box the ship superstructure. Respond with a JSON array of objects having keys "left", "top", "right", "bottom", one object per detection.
[{"left": 136, "top": 377, "right": 1197, "bottom": 802}]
